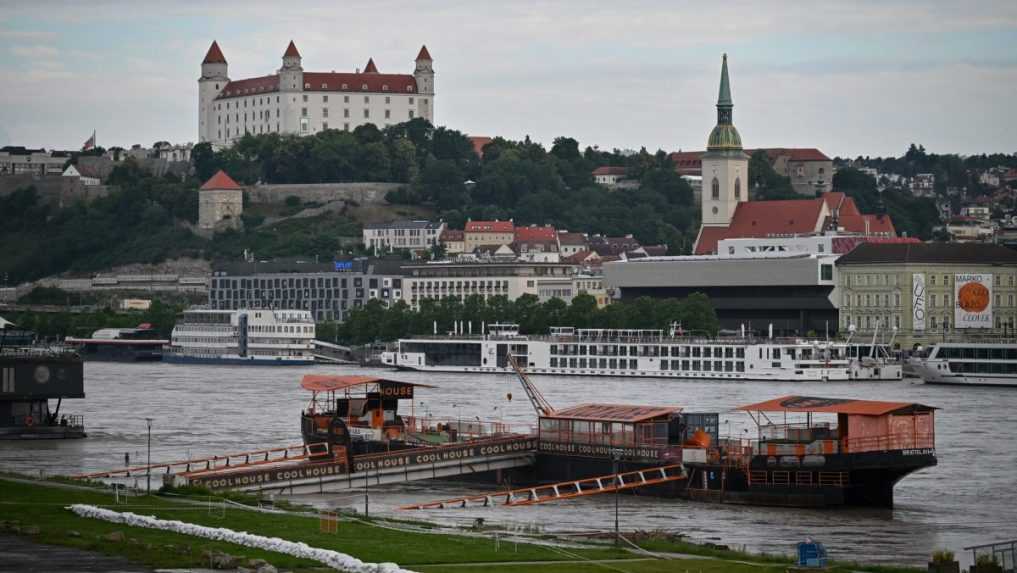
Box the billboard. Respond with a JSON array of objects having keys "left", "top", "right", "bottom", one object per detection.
[
  {"left": 911, "top": 273, "right": 926, "bottom": 331},
  {"left": 955, "top": 273, "right": 992, "bottom": 329}
]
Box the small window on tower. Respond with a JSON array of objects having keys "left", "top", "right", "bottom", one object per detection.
[
  {"left": 735, "top": 177, "right": 741, "bottom": 200},
  {"left": 711, "top": 178, "right": 720, "bottom": 200}
]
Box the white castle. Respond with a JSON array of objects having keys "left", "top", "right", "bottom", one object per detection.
[{"left": 198, "top": 40, "right": 435, "bottom": 146}]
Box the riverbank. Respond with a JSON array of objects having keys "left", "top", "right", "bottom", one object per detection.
[{"left": 0, "top": 477, "right": 923, "bottom": 572}]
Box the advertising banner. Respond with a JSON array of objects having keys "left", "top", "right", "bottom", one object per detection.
[
  {"left": 955, "top": 273, "right": 992, "bottom": 329},
  {"left": 911, "top": 273, "right": 926, "bottom": 331}
]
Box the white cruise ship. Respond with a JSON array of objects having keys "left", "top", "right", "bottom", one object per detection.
[
  {"left": 380, "top": 324, "right": 902, "bottom": 382},
  {"left": 909, "top": 342, "right": 1017, "bottom": 387},
  {"left": 164, "top": 308, "right": 315, "bottom": 365}
]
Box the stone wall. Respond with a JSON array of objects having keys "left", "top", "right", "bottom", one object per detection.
[
  {"left": 244, "top": 182, "right": 403, "bottom": 205},
  {"left": 0, "top": 175, "right": 110, "bottom": 207}
]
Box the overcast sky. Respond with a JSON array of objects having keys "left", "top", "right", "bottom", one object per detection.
[{"left": 1, "top": 1, "right": 1015, "bottom": 158}]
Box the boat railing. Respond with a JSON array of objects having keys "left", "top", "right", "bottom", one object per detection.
[
  {"left": 402, "top": 415, "right": 521, "bottom": 438},
  {"left": 398, "top": 332, "right": 876, "bottom": 347},
  {"left": 841, "top": 432, "right": 935, "bottom": 453}
]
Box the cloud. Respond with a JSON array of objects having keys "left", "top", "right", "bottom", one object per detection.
[{"left": 10, "top": 45, "right": 59, "bottom": 59}]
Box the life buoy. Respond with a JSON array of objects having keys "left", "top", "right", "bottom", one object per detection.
[{"left": 24, "top": 416, "right": 34, "bottom": 427}]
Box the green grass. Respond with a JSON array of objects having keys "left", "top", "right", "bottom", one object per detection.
[{"left": 415, "top": 560, "right": 789, "bottom": 572}]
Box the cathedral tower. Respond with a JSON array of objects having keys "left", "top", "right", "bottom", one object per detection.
[
  {"left": 198, "top": 41, "right": 229, "bottom": 143},
  {"left": 701, "top": 54, "right": 749, "bottom": 227}
]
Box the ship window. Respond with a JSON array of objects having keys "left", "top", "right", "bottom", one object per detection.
[
  {"left": 629, "top": 359, "right": 637, "bottom": 369},
  {"left": 703, "top": 347, "right": 712, "bottom": 358},
  {"left": 610, "top": 359, "right": 617, "bottom": 369}
]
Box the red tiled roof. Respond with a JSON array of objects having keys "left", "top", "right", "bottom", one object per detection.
[
  {"left": 822, "top": 192, "right": 861, "bottom": 217},
  {"left": 558, "top": 232, "right": 588, "bottom": 246},
  {"left": 563, "top": 250, "right": 598, "bottom": 264},
  {"left": 830, "top": 236, "right": 919, "bottom": 254},
  {"left": 839, "top": 213, "right": 896, "bottom": 235},
  {"left": 416, "top": 45, "right": 432, "bottom": 61},
  {"left": 593, "top": 166, "right": 626, "bottom": 176},
  {"left": 203, "top": 41, "right": 226, "bottom": 64},
  {"left": 468, "top": 136, "right": 493, "bottom": 157},
  {"left": 760, "top": 148, "right": 831, "bottom": 162},
  {"left": 515, "top": 225, "right": 557, "bottom": 242},
  {"left": 216, "top": 75, "right": 280, "bottom": 99},
  {"left": 465, "top": 220, "right": 514, "bottom": 233},
  {"left": 693, "top": 226, "right": 731, "bottom": 255},
  {"left": 200, "top": 170, "right": 242, "bottom": 191},
  {"left": 284, "top": 40, "right": 301, "bottom": 58},
  {"left": 363, "top": 58, "right": 378, "bottom": 73},
  {"left": 727, "top": 198, "right": 826, "bottom": 236},
  {"left": 668, "top": 151, "right": 703, "bottom": 175},
  {"left": 440, "top": 229, "right": 464, "bottom": 241},
  {"left": 303, "top": 71, "right": 416, "bottom": 94}
]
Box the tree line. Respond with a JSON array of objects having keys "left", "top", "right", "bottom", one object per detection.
[{"left": 321, "top": 293, "right": 720, "bottom": 346}]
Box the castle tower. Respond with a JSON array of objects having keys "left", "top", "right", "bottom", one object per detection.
[
  {"left": 279, "top": 40, "right": 303, "bottom": 92},
  {"left": 413, "top": 45, "right": 435, "bottom": 122},
  {"left": 701, "top": 54, "right": 749, "bottom": 227},
  {"left": 198, "top": 41, "right": 229, "bottom": 143},
  {"left": 198, "top": 170, "right": 243, "bottom": 234}
]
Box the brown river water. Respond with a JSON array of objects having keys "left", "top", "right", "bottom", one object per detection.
[{"left": 1, "top": 361, "right": 1014, "bottom": 567}]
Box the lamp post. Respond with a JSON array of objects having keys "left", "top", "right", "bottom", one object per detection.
[
  {"left": 145, "top": 417, "right": 153, "bottom": 495},
  {"left": 611, "top": 448, "right": 622, "bottom": 546}
]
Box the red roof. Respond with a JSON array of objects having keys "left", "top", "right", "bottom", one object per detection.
[
  {"left": 216, "top": 75, "right": 279, "bottom": 99},
  {"left": 822, "top": 192, "right": 861, "bottom": 217},
  {"left": 515, "top": 225, "right": 557, "bottom": 242},
  {"left": 440, "top": 229, "right": 464, "bottom": 241},
  {"left": 544, "top": 403, "right": 680, "bottom": 423},
  {"left": 693, "top": 227, "right": 731, "bottom": 255},
  {"left": 283, "top": 40, "right": 301, "bottom": 58},
  {"left": 758, "top": 148, "right": 831, "bottom": 162},
  {"left": 736, "top": 395, "right": 935, "bottom": 416},
  {"left": 363, "top": 58, "right": 378, "bottom": 73},
  {"left": 200, "top": 170, "right": 242, "bottom": 191},
  {"left": 563, "top": 250, "right": 598, "bottom": 264},
  {"left": 668, "top": 151, "right": 703, "bottom": 175},
  {"left": 302, "top": 71, "right": 417, "bottom": 94},
  {"left": 468, "top": 136, "right": 493, "bottom": 157},
  {"left": 593, "top": 166, "right": 626, "bottom": 176},
  {"left": 728, "top": 198, "right": 826, "bottom": 236},
  {"left": 466, "top": 220, "right": 514, "bottom": 233},
  {"left": 416, "top": 45, "right": 432, "bottom": 61},
  {"left": 203, "top": 41, "right": 227, "bottom": 64},
  {"left": 300, "top": 374, "right": 434, "bottom": 393},
  {"left": 830, "top": 236, "right": 919, "bottom": 254},
  {"left": 839, "top": 213, "right": 896, "bottom": 235}
]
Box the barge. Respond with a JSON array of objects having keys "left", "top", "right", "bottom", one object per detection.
[
  {"left": 65, "top": 324, "right": 166, "bottom": 362},
  {"left": 0, "top": 345, "right": 86, "bottom": 439}
]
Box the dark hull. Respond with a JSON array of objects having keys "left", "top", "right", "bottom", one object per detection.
[
  {"left": 534, "top": 450, "right": 937, "bottom": 508},
  {"left": 72, "top": 345, "right": 163, "bottom": 362}
]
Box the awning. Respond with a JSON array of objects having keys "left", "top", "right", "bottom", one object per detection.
[
  {"left": 300, "top": 374, "right": 435, "bottom": 393},
  {"left": 543, "top": 403, "right": 681, "bottom": 423},
  {"left": 735, "top": 395, "right": 936, "bottom": 416}
]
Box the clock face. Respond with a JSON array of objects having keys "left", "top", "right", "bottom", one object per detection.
[{"left": 34, "top": 365, "right": 51, "bottom": 384}]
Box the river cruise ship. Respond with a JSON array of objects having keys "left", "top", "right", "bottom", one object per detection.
[
  {"left": 65, "top": 324, "right": 167, "bottom": 362},
  {"left": 164, "top": 308, "right": 315, "bottom": 365},
  {"left": 909, "top": 342, "right": 1017, "bottom": 387},
  {"left": 381, "top": 324, "right": 902, "bottom": 382}
]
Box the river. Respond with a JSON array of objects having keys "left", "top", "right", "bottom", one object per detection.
[{"left": 1, "top": 361, "right": 1014, "bottom": 567}]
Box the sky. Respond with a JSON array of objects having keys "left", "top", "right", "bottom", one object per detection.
[{"left": 1, "top": 1, "right": 1016, "bottom": 158}]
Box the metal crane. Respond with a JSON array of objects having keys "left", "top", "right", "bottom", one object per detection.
[{"left": 507, "top": 354, "right": 555, "bottom": 416}]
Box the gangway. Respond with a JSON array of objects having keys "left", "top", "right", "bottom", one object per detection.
[
  {"left": 70, "top": 442, "right": 330, "bottom": 480},
  {"left": 507, "top": 354, "right": 555, "bottom": 416},
  {"left": 401, "top": 464, "right": 686, "bottom": 509}
]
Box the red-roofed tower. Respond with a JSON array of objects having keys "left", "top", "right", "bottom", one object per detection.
[
  {"left": 414, "top": 45, "right": 434, "bottom": 121},
  {"left": 363, "top": 58, "right": 378, "bottom": 73},
  {"left": 279, "top": 40, "right": 303, "bottom": 94},
  {"left": 199, "top": 41, "right": 229, "bottom": 143}
]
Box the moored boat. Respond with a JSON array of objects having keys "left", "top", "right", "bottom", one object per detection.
[
  {"left": 65, "top": 323, "right": 167, "bottom": 362},
  {"left": 909, "top": 341, "right": 1017, "bottom": 387},
  {"left": 164, "top": 308, "right": 315, "bottom": 365},
  {"left": 0, "top": 345, "right": 86, "bottom": 439}
]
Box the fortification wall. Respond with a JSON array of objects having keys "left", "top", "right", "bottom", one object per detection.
[{"left": 244, "top": 182, "right": 402, "bottom": 205}]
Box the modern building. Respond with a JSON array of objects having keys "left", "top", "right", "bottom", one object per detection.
[
  {"left": 0, "top": 147, "right": 68, "bottom": 177},
  {"left": 198, "top": 41, "right": 434, "bottom": 146},
  {"left": 592, "top": 166, "right": 627, "bottom": 187},
  {"left": 198, "top": 170, "right": 243, "bottom": 233},
  {"left": 835, "top": 243, "right": 1017, "bottom": 348},
  {"left": 946, "top": 217, "right": 994, "bottom": 243},
  {"left": 911, "top": 173, "right": 935, "bottom": 197},
  {"left": 716, "top": 234, "right": 919, "bottom": 258},
  {"left": 400, "top": 260, "right": 575, "bottom": 309},
  {"left": 604, "top": 254, "right": 841, "bottom": 335},
  {"left": 464, "top": 220, "right": 514, "bottom": 252},
  {"left": 362, "top": 220, "right": 445, "bottom": 254},
  {"left": 208, "top": 257, "right": 404, "bottom": 322}
]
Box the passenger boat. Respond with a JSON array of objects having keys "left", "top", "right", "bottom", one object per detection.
[
  {"left": 0, "top": 345, "right": 86, "bottom": 439},
  {"left": 163, "top": 308, "right": 315, "bottom": 365},
  {"left": 65, "top": 324, "right": 166, "bottom": 362},
  {"left": 909, "top": 342, "right": 1017, "bottom": 387},
  {"left": 381, "top": 324, "right": 902, "bottom": 381}
]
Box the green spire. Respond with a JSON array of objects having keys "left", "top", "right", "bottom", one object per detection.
[{"left": 717, "top": 53, "right": 732, "bottom": 108}]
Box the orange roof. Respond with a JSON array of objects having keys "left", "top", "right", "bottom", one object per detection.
[
  {"left": 693, "top": 226, "right": 731, "bottom": 255},
  {"left": 215, "top": 74, "right": 279, "bottom": 99},
  {"left": 203, "top": 41, "right": 227, "bottom": 64},
  {"left": 440, "top": 228, "right": 464, "bottom": 241},
  {"left": 515, "top": 225, "right": 557, "bottom": 242},
  {"left": 544, "top": 403, "right": 680, "bottom": 423},
  {"left": 593, "top": 166, "right": 626, "bottom": 176},
  {"left": 300, "top": 374, "right": 434, "bottom": 392},
  {"left": 468, "top": 136, "right": 493, "bottom": 157},
  {"left": 416, "top": 45, "right": 432, "bottom": 61},
  {"left": 735, "top": 395, "right": 935, "bottom": 416},
  {"left": 363, "top": 58, "right": 378, "bottom": 73},
  {"left": 822, "top": 192, "right": 861, "bottom": 217},
  {"left": 200, "top": 170, "right": 242, "bottom": 191},
  {"left": 466, "top": 220, "right": 514, "bottom": 233},
  {"left": 283, "top": 40, "right": 301, "bottom": 58},
  {"left": 839, "top": 213, "right": 896, "bottom": 235}
]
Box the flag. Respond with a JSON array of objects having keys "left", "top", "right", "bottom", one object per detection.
[{"left": 82, "top": 130, "right": 96, "bottom": 151}]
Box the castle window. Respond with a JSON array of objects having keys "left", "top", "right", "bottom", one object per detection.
[
  {"left": 301, "top": 108, "right": 307, "bottom": 117},
  {"left": 409, "top": 97, "right": 414, "bottom": 105},
  {"left": 323, "top": 95, "right": 328, "bottom": 102},
  {"left": 344, "top": 109, "right": 349, "bottom": 118},
  {"left": 711, "top": 178, "right": 720, "bottom": 200},
  {"left": 362, "top": 84, "right": 368, "bottom": 90},
  {"left": 302, "top": 94, "right": 308, "bottom": 102},
  {"left": 406, "top": 85, "right": 413, "bottom": 92},
  {"left": 323, "top": 121, "right": 328, "bottom": 130},
  {"left": 382, "top": 85, "right": 389, "bottom": 91},
  {"left": 735, "top": 177, "right": 741, "bottom": 199},
  {"left": 364, "top": 109, "right": 370, "bottom": 119},
  {"left": 385, "top": 109, "right": 391, "bottom": 119},
  {"left": 408, "top": 110, "right": 414, "bottom": 119},
  {"left": 322, "top": 84, "right": 328, "bottom": 90},
  {"left": 385, "top": 96, "right": 390, "bottom": 104},
  {"left": 364, "top": 96, "right": 370, "bottom": 103},
  {"left": 304, "top": 83, "right": 310, "bottom": 89},
  {"left": 322, "top": 108, "right": 328, "bottom": 118},
  {"left": 215, "top": 83, "right": 219, "bottom": 90}
]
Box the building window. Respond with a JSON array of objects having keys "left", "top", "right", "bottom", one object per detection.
[
  {"left": 364, "top": 109, "right": 370, "bottom": 118},
  {"left": 409, "top": 97, "right": 414, "bottom": 105},
  {"left": 323, "top": 121, "right": 328, "bottom": 130},
  {"left": 323, "top": 95, "right": 328, "bottom": 102},
  {"left": 302, "top": 94, "right": 308, "bottom": 102},
  {"left": 408, "top": 110, "right": 415, "bottom": 119},
  {"left": 322, "top": 108, "right": 329, "bottom": 117},
  {"left": 734, "top": 177, "right": 741, "bottom": 200},
  {"left": 344, "top": 123, "right": 349, "bottom": 131},
  {"left": 344, "top": 108, "right": 350, "bottom": 118},
  {"left": 300, "top": 118, "right": 309, "bottom": 132},
  {"left": 820, "top": 264, "right": 833, "bottom": 281},
  {"left": 385, "top": 109, "right": 391, "bottom": 119},
  {"left": 711, "top": 178, "right": 720, "bottom": 200},
  {"left": 301, "top": 108, "right": 307, "bottom": 117}
]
